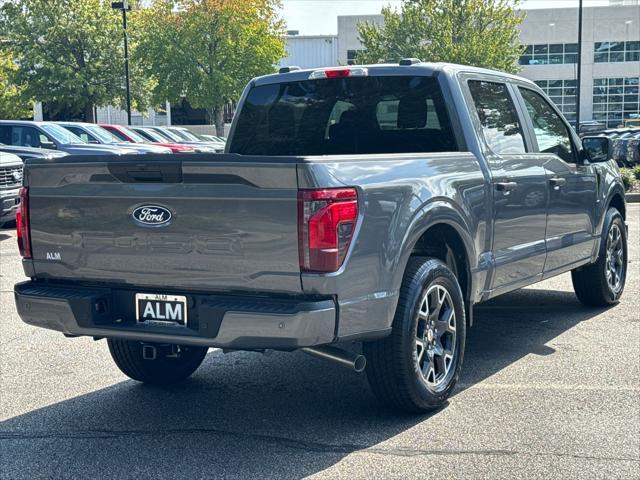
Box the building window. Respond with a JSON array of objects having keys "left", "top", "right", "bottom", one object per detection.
[
  {"left": 347, "top": 49, "right": 363, "bottom": 65},
  {"left": 519, "top": 43, "right": 578, "bottom": 66},
  {"left": 594, "top": 41, "right": 640, "bottom": 63},
  {"left": 592, "top": 77, "right": 640, "bottom": 127},
  {"left": 534, "top": 79, "right": 577, "bottom": 123}
]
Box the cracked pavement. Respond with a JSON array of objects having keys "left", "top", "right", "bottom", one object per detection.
[{"left": 1, "top": 205, "right": 639, "bottom": 479}]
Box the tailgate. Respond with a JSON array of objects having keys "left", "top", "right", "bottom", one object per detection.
[{"left": 25, "top": 155, "right": 302, "bottom": 293}]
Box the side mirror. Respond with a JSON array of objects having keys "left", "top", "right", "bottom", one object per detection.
[
  {"left": 40, "top": 141, "right": 57, "bottom": 150},
  {"left": 582, "top": 136, "right": 610, "bottom": 163}
]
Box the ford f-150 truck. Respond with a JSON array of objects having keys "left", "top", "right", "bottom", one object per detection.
[{"left": 14, "top": 62, "right": 628, "bottom": 412}]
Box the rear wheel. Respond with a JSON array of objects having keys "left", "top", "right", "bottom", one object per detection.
[
  {"left": 107, "top": 339, "right": 208, "bottom": 384},
  {"left": 364, "top": 257, "right": 466, "bottom": 413},
  {"left": 572, "top": 207, "right": 627, "bottom": 307}
]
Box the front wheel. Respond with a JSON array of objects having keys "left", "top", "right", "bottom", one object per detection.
[
  {"left": 364, "top": 257, "right": 466, "bottom": 413},
  {"left": 572, "top": 207, "right": 627, "bottom": 307},
  {"left": 107, "top": 339, "right": 208, "bottom": 385}
]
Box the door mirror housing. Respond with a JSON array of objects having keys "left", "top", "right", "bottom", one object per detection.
[
  {"left": 582, "top": 136, "right": 610, "bottom": 163},
  {"left": 40, "top": 141, "right": 57, "bottom": 150}
]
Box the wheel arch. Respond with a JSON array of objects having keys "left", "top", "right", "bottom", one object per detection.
[
  {"left": 395, "top": 200, "right": 477, "bottom": 326},
  {"left": 608, "top": 190, "right": 626, "bottom": 220}
]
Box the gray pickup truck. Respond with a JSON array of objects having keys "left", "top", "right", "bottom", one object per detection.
[{"left": 14, "top": 62, "right": 628, "bottom": 412}]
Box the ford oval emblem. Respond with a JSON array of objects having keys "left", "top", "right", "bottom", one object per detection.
[{"left": 132, "top": 205, "right": 172, "bottom": 227}]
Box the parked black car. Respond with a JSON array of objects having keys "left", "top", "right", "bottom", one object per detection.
[
  {"left": 0, "top": 151, "right": 23, "bottom": 227},
  {"left": 602, "top": 128, "right": 640, "bottom": 166},
  {"left": 0, "top": 121, "right": 135, "bottom": 156},
  {"left": 0, "top": 143, "right": 69, "bottom": 162}
]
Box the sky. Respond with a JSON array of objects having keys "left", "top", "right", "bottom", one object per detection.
[{"left": 280, "top": 0, "right": 615, "bottom": 35}]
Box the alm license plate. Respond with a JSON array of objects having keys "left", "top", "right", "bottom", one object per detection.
[{"left": 135, "top": 293, "right": 188, "bottom": 327}]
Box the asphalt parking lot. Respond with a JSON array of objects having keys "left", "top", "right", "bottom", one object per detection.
[{"left": 1, "top": 205, "right": 639, "bottom": 480}]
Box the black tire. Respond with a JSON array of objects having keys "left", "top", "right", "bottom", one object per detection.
[
  {"left": 107, "top": 339, "right": 208, "bottom": 385},
  {"left": 572, "top": 207, "right": 627, "bottom": 307},
  {"left": 364, "top": 257, "right": 466, "bottom": 413}
]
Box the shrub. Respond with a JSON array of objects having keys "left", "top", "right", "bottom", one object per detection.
[
  {"left": 632, "top": 164, "right": 640, "bottom": 181},
  {"left": 620, "top": 168, "right": 636, "bottom": 191}
]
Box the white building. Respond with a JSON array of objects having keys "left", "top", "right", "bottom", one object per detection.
[
  {"left": 283, "top": 3, "right": 640, "bottom": 127},
  {"left": 280, "top": 35, "right": 338, "bottom": 69}
]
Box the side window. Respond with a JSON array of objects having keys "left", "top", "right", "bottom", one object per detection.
[
  {"left": 376, "top": 99, "right": 399, "bottom": 130},
  {"left": 67, "top": 127, "right": 90, "bottom": 143},
  {"left": 518, "top": 87, "right": 575, "bottom": 163},
  {"left": 12, "top": 126, "right": 41, "bottom": 148},
  {"left": 375, "top": 97, "right": 442, "bottom": 130},
  {"left": 325, "top": 100, "right": 356, "bottom": 139},
  {"left": 468, "top": 80, "right": 526, "bottom": 155},
  {"left": 0, "top": 126, "right": 11, "bottom": 144}
]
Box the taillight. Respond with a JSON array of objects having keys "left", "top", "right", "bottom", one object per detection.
[
  {"left": 16, "top": 186, "right": 31, "bottom": 259},
  {"left": 298, "top": 188, "right": 358, "bottom": 273}
]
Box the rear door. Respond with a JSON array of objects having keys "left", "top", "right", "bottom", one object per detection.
[
  {"left": 515, "top": 86, "right": 597, "bottom": 273},
  {"left": 27, "top": 156, "right": 303, "bottom": 294},
  {"left": 466, "top": 78, "right": 549, "bottom": 294}
]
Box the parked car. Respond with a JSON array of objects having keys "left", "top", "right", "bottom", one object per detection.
[
  {"left": 14, "top": 62, "right": 627, "bottom": 413},
  {"left": 578, "top": 121, "right": 606, "bottom": 136},
  {"left": 0, "top": 121, "right": 135, "bottom": 156},
  {"left": 144, "top": 126, "right": 222, "bottom": 153},
  {"left": 99, "top": 124, "right": 196, "bottom": 154},
  {"left": 164, "top": 126, "right": 225, "bottom": 151},
  {"left": 200, "top": 134, "right": 227, "bottom": 144},
  {"left": 599, "top": 128, "right": 640, "bottom": 167},
  {"left": 0, "top": 151, "right": 23, "bottom": 227},
  {"left": 0, "top": 143, "right": 69, "bottom": 162},
  {"left": 56, "top": 122, "right": 172, "bottom": 155}
]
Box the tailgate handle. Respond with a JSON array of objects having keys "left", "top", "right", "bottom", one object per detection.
[
  {"left": 126, "top": 170, "right": 164, "bottom": 182},
  {"left": 108, "top": 162, "right": 183, "bottom": 183}
]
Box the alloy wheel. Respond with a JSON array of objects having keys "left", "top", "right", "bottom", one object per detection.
[
  {"left": 415, "top": 284, "right": 457, "bottom": 392},
  {"left": 605, "top": 223, "right": 625, "bottom": 294}
]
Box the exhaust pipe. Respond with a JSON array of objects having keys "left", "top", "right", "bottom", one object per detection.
[{"left": 301, "top": 346, "right": 366, "bottom": 373}]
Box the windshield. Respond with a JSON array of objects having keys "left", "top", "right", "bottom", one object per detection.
[
  {"left": 155, "top": 128, "right": 182, "bottom": 142},
  {"left": 85, "top": 125, "right": 119, "bottom": 143},
  {"left": 172, "top": 128, "right": 201, "bottom": 142},
  {"left": 139, "top": 128, "right": 169, "bottom": 143},
  {"left": 115, "top": 126, "right": 147, "bottom": 143},
  {"left": 41, "top": 124, "right": 85, "bottom": 144},
  {"left": 228, "top": 75, "right": 458, "bottom": 155}
]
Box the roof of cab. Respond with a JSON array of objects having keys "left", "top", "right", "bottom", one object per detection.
[{"left": 252, "top": 62, "right": 536, "bottom": 88}]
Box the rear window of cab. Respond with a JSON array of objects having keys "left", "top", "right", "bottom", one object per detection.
[{"left": 228, "top": 76, "right": 459, "bottom": 156}]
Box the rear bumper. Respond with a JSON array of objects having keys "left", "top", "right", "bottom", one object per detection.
[{"left": 14, "top": 281, "right": 336, "bottom": 349}]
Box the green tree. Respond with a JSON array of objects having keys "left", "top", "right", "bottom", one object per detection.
[
  {"left": 0, "top": 0, "right": 149, "bottom": 122},
  {"left": 357, "top": 0, "right": 525, "bottom": 74},
  {"left": 0, "top": 49, "right": 33, "bottom": 119},
  {"left": 133, "top": 0, "right": 285, "bottom": 136}
]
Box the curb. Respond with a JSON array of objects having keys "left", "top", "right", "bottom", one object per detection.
[{"left": 626, "top": 193, "right": 640, "bottom": 203}]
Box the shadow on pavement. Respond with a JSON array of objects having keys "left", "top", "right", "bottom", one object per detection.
[{"left": 1, "top": 287, "right": 610, "bottom": 478}]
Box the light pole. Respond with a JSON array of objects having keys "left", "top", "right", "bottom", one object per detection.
[
  {"left": 112, "top": 1, "right": 132, "bottom": 125},
  {"left": 575, "top": 0, "right": 583, "bottom": 131}
]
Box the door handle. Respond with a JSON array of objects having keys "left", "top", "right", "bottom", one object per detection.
[
  {"left": 495, "top": 181, "right": 517, "bottom": 192},
  {"left": 549, "top": 177, "right": 566, "bottom": 188}
]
